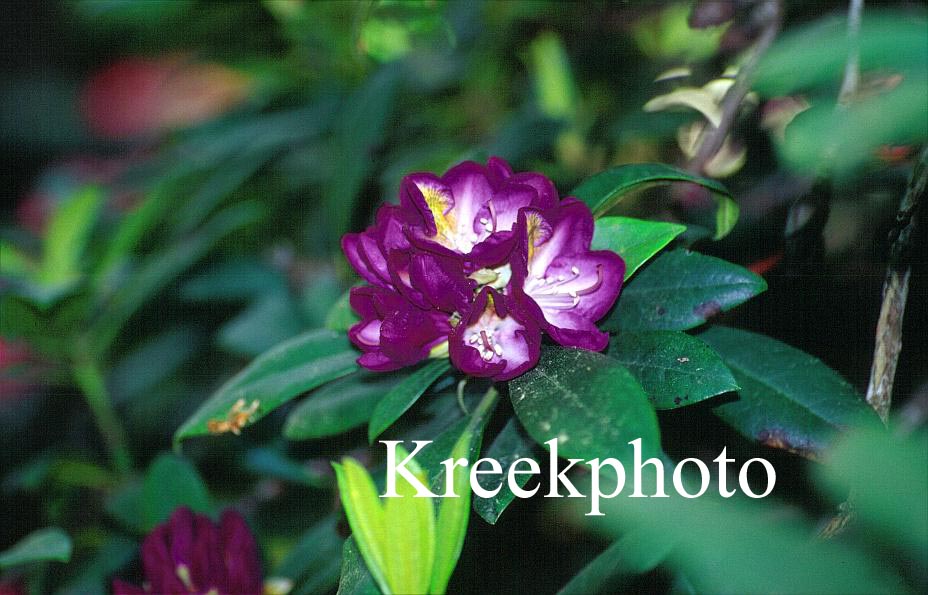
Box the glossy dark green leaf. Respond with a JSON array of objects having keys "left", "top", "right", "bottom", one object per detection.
[
  {"left": 509, "top": 346, "right": 660, "bottom": 461},
  {"left": 607, "top": 331, "right": 738, "bottom": 409},
  {"left": 591, "top": 217, "right": 686, "bottom": 280},
  {"left": 271, "top": 516, "right": 345, "bottom": 595},
  {"left": 53, "top": 536, "right": 136, "bottom": 595},
  {"left": 602, "top": 249, "right": 766, "bottom": 332},
  {"left": 141, "top": 453, "right": 211, "bottom": 530},
  {"left": 700, "top": 326, "right": 879, "bottom": 456},
  {"left": 174, "top": 329, "right": 358, "bottom": 443},
  {"left": 0, "top": 527, "right": 72, "bottom": 569},
  {"left": 179, "top": 258, "right": 287, "bottom": 302},
  {"left": 285, "top": 370, "right": 402, "bottom": 440},
  {"left": 570, "top": 163, "right": 738, "bottom": 239},
  {"left": 368, "top": 359, "right": 451, "bottom": 443},
  {"left": 40, "top": 186, "right": 103, "bottom": 287},
  {"left": 473, "top": 418, "right": 537, "bottom": 524},
  {"left": 816, "top": 427, "right": 928, "bottom": 558},
  {"left": 557, "top": 530, "right": 673, "bottom": 595}
]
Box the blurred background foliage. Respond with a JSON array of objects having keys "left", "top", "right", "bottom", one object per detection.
[{"left": 1, "top": 1, "right": 926, "bottom": 593}]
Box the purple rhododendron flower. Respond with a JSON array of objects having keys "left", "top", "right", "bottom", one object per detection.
[
  {"left": 112, "top": 507, "right": 262, "bottom": 595},
  {"left": 342, "top": 157, "right": 624, "bottom": 380}
]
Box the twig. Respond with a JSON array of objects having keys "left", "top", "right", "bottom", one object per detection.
[
  {"left": 689, "top": 0, "right": 782, "bottom": 175},
  {"left": 72, "top": 357, "right": 133, "bottom": 475},
  {"left": 865, "top": 147, "right": 927, "bottom": 422},
  {"left": 837, "top": 0, "right": 864, "bottom": 105}
]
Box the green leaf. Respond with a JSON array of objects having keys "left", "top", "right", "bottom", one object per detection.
[
  {"left": 700, "top": 326, "right": 880, "bottom": 456},
  {"left": 334, "top": 449, "right": 436, "bottom": 595},
  {"left": 174, "top": 329, "right": 358, "bottom": 444},
  {"left": 578, "top": 487, "right": 902, "bottom": 594},
  {"left": 473, "top": 418, "right": 537, "bottom": 524},
  {"left": 53, "top": 536, "right": 135, "bottom": 595},
  {"left": 323, "top": 66, "right": 401, "bottom": 248},
  {"left": 271, "top": 516, "right": 345, "bottom": 595},
  {"left": 591, "top": 217, "right": 686, "bottom": 281},
  {"left": 381, "top": 455, "right": 435, "bottom": 595},
  {"left": 607, "top": 331, "right": 738, "bottom": 409},
  {"left": 430, "top": 388, "right": 498, "bottom": 593},
  {"left": 332, "top": 458, "right": 391, "bottom": 594},
  {"left": 557, "top": 530, "right": 673, "bottom": 595},
  {"left": 601, "top": 249, "right": 766, "bottom": 332},
  {"left": 218, "top": 292, "right": 305, "bottom": 357},
  {"left": 816, "top": 427, "right": 928, "bottom": 558},
  {"left": 40, "top": 186, "right": 103, "bottom": 286},
  {"left": 0, "top": 527, "right": 72, "bottom": 569},
  {"left": 243, "top": 447, "right": 331, "bottom": 488},
  {"left": 141, "top": 453, "right": 211, "bottom": 531},
  {"left": 367, "top": 359, "right": 451, "bottom": 443},
  {"left": 285, "top": 370, "right": 401, "bottom": 440},
  {"left": 509, "top": 346, "right": 660, "bottom": 461},
  {"left": 754, "top": 11, "right": 927, "bottom": 97},
  {"left": 337, "top": 538, "right": 380, "bottom": 595},
  {"left": 570, "top": 164, "right": 737, "bottom": 239},
  {"left": 93, "top": 201, "right": 262, "bottom": 354},
  {"left": 325, "top": 289, "right": 360, "bottom": 332}
]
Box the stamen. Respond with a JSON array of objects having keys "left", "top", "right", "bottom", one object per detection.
[
  {"left": 487, "top": 200, "right": 498, "bottom": 232},
  {"left": 571, "top": 266, "right": 580, "bottom": 275},
  {"left": 576, "top": 265, "right": 604, "bottom": 296},
  {"left": 480, "top": 330, "right": 493, "bottom": 352},
  {"left": 493, "top": 344, "right": 503, "bottom": 357}
]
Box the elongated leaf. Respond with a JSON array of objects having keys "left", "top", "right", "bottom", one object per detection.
[
  {"left": 141, "top": 453, "right": 211, "bottom": 530},
  {"left": 40, "top": 186, "right": 103, "bottom": 285},
  {"left": 607, "top": 331, "right": 738, "bottom": 409},
  {"left": 602, "top": 249, "right": 766, "bottom": 332},
  {"left": 557, "top": 530, "right": 673, "bottom": 595},
  {"left": 333, "top": 458, "right": 390, "bottom": 594},
  {"left": 337, "top": 538, "right": 380, "bottom": 595},
  {"left": 510, "top": 346, "right": 660, "bottom": 461},
  {"left": 381, "top": 457, "right": 435, "bottom": 595},
  {"left": 286, "top": 371, "right": 401, "bottom": 440},
  {"left": 270, "top": 517, "right": 344, "bottom": 595},
  {"left": 700, "top": 326, "right": 879, "bottom": 456},
  {"left": 368, "top": 359, "right": 451, "bottom": 443},
  {"left": 816, "top": 427, "right": 928, "bottom": 559},
  {"left": 473, "top": 418, "right": 537, "bottom": 524},
  {"left": 570, "top": 163, "right": 738, "bottom": 239},
  {"left": 578, "top": 487, "right": 902, "bottom": 594},
  {"left": 0, "top": 528, "right": 72, "bottom": 569},
  {"left": 754, "top": 11, "right": 928, "bottom": 97},
  {"left": 591, "top": 216, "right": 686, "bottom": 280},
  {"left": 175, "top": 329, "right": 358, "bottom": 443},
  {"left": 93, "top": 201, "right": 262, "bottom": 353},
  {"left": 430, "top": 388, "right": 497, "bottom": 593}
]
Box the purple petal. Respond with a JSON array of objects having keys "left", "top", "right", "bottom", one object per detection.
[
  {"left": 409, "top": 252, "right": 476, "bottom": 313},
  {"left": 525, "top": 199, "right": 595, "bottom": 277},
  {"left": 219, "top": 510, "right": 263, "bottom": 594},
  {"left": 111, "top": 580, "right": 148, "bottom": 595},
  {"left": 509, "top": 171, "right": 559, "bottom": 209},
  {"left": 486, "top": 156, "right": 514, "bottom": 186},
  {"left": 379, "top": 304, "right": 450, "bottom": 365},
  {"left": 450, "top": 288, "right": 540, "bottom": 381}
]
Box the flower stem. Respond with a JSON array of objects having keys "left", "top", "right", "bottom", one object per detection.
[{"left": 72, "top": 358, "right": 133, "bottom": 475}]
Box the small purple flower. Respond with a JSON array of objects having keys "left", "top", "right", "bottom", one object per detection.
[
  {"left": 112, "top": 507, "right": 262, "bottom": 595},
  {"left": 449, "top": 288, "right": 540, "bottom": 381},
  {"left": 511, "top": 200, "right": 625, "bottom": 351}
]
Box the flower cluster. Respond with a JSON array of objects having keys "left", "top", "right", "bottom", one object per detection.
[
  {"left": 113, "top": 507, "right": 262, "bottom": 595},
  {"left": 343, "top": 157, "right": 625, "bottom": 381}
]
